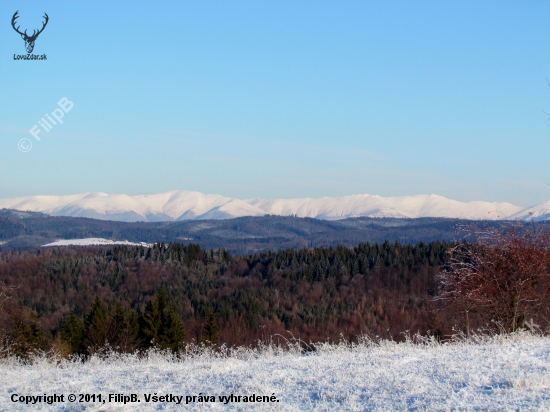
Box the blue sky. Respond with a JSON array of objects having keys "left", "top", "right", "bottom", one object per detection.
[{"left": 0, "top": 1, "right": 549, "bottom": 206}]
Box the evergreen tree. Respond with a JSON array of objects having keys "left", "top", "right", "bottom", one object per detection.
[
  {"left": 160, "top": 307, "right": 185, "bottom": 352},
  {"left": 83, "top": 296, "right": 107, "bottom": 354},
  {"left": 59, "top": 310, "right": 84, "bottom": 355},
  {"left": 123, "top": 309, "right": 140, "bottom": 351},
  {"left": 140, "top": 289, "right": 185, "bottom": 352},
  {"left": 105, "top": 302, "right": 125, "bottom": 349},
  {"left": 203, "top": 310, "right": 219, "bottom": 345},
  {"left": 106, "top": 302, "right": 140, "bottom": 352},
  {"left": 141, "top": 294, "right": 162, "bottom": 348}
]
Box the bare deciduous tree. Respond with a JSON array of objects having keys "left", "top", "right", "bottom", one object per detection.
[{"left": 437, "top": 225, "right": 550, "bottom": 334}]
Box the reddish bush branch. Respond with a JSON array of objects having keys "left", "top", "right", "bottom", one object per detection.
[{"left": 437, "top": 225, "right": 550, "bottom": 334}]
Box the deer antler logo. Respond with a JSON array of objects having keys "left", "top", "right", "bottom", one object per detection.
[{"left": 11, "top": 11, "right": 49, "bottom": 54}]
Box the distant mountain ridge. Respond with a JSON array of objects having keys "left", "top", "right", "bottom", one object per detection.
[
  {"left": 0, "top": 190, "right": 547, "bottom": 222},
  {"left": 0, "top": 210, "right": 502, "bottom": 253}
]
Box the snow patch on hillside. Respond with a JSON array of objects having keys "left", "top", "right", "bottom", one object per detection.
[{"left": 42, "top": 238, "right": 152, "bottom": 247}]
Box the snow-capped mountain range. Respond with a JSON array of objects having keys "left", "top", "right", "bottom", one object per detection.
[{"left": 0, "top": 190, "right": 547, "bottom": 222}]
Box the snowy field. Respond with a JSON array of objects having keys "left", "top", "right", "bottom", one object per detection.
[
  {"left": 42, "top": 238, "right": 152, "bottom": 248},
  {"left": 2, "top": 333, "right": 550, "bottom": 411}
]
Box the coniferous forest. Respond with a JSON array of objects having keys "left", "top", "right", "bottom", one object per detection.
[{"left": 0, "top": 241, "right": 451, "bottom": 358}]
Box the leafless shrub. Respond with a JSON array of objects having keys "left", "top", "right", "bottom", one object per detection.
[{"left": 437, "top": 224, "right": 550, "bottom": 335}]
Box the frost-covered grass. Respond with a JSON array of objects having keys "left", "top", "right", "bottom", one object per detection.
[{"left": 2, "top": 333, "right": 550, "bottom": 411}]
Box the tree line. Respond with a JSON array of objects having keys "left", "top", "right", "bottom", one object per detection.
[
  {"left": 0, "top": 240, "right": 448, "bottom": 357},
  {"left": 1, "top": 228, "right": 548, "bottom": 359}
]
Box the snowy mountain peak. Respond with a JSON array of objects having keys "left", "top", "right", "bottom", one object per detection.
[
  {"left": 0, "top": 190, "right": 542, "bottom": 223},
  {"left": 506, "top": 201, "right": 550, "bottom": 222}
]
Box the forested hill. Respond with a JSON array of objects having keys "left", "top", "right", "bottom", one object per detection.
[
  {"left": 0, "top": 240, "right": 450, "bottom": 353},
  {"left": 0, "top": 208, "right": 502, "bottom": 254}
]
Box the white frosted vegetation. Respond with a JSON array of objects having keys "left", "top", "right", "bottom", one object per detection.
[{"left": 2, "top": 333, "right": 550, "bottom": 410}]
